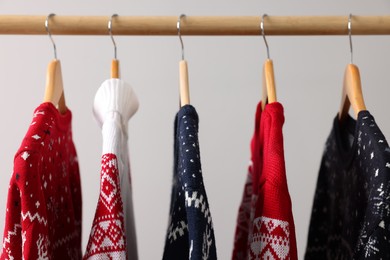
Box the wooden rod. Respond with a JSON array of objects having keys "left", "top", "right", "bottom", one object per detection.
[{"left": 0, "top": 15, "right": 389, "bottom": 35}]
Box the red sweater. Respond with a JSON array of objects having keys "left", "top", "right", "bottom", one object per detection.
[
  {"left": 232, "top": 102, "right": 297, "bottom": 260},
  {"left": 0, "top": 103, "right": 82, "bottom": 260}
]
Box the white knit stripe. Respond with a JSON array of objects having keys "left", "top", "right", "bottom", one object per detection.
[{"left": 21, "top": 211, "right": 48, "bottom": 226}]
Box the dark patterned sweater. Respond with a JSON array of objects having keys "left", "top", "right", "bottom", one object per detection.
[
  {"left": 163, "top": 105, "right": 217, "bottom": 260},
  {"left": 305, "top": 111, "right": 390, "bottom": 259}
]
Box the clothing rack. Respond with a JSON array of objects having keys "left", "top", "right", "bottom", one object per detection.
[{"left": 0, "top": 15, "right": 390, "bottom": 35}]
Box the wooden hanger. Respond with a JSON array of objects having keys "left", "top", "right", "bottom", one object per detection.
[
  {"left": 43, "top": 14, "right": 67, "bottom": 114},
  {"left": 179, "top": 60, "right": 190, "bottom": 106},
  {"left": 338, "top": 14, "right": 366, "bottom": 121},
  {"left": 338, "top": 64, "right": 366, "bottom": 121},
  {"left": 261, "top": 14, "right": 277, "bottom": 110},
  {"left": 178, "top": 14, "right": 190, "bottom": 107},
  {"left": 43, "top": 59, "right": 66, "bottom": 114},
  {"left": 109, "top": 14, "right": 120, "bottom": 79},
  {"left": 111, "top": 59, "right": 120, "bottom": 79},
  {"left": 261, "top": 59, "right": 277, "bottom": 110}
]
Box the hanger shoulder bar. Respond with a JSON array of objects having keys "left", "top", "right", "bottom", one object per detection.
[{"left": 0, "top": 15, "right": 390, "bottom": 36}]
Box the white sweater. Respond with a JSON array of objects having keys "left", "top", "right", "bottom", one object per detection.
[{"left": 93, "top": 78, "right": 139, "bottom": 260}]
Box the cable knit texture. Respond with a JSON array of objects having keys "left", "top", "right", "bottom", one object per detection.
[
  {"left": 163, "top": 105, "right": 217, "bottom": 260},
  {"left": 84, "top": 79, "right": 139, "bottom": 259},
  {"left": 232, "top": 102, "right": 297, "bottom": 260},
  {"left": 0, "top": 102, "right": 82, "bottom": 260}
]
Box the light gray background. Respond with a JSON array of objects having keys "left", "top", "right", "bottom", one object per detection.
[{"left": 0, "top": 1, "right": 390, "bottom": 259}]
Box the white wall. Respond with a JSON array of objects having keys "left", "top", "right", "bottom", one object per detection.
[{"left": 0, "top": 1, "right": 390, "bottom": 259}]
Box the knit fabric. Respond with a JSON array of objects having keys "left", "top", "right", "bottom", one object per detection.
[
  {"left": 0, "top": 102, "right": 82, "bottom": 260},
  {"left": 83, "top": 153, "right": 126, "bottom": 259},
  {"left": 84, "top": 79, "right": 139, "bottom": 259},
  {"left": 305, "top": 111, "right": 390, "bottom": 259},
  {"left": 232, "top": 102, "right": 297, "bottom": 260},
  {"left": 163, "top": 105, "right": 217, "bottom": 260}
]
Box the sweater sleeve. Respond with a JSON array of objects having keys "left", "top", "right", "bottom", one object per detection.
[
  {"left": 232, "top": 164, "right": 253, "bottom": 260},
  {"left": 1, "top": 180, "right": 22, "bottom": 260},
  {"left": 83, "top": 153, "right": 127, "bottom": 259},
  {"left": 1, "top": 151, "right": 50, "bottom": 260},
  {"left": 249, "top": 103, "right": 297, "bottom": 260}
]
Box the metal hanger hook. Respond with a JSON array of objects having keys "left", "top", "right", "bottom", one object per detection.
[
  {"left": 45, "top": 13, "right": 57, "bottom": 60},
  {"left": 108, "top": 14, "right": 118, "bottom": 60},
  {"left": 348, "top": 13, "right": 353, "bottom": 64},
  {"left": 261, "top": 14, "right": 270, "bottom": 59},
  {"left": 177, "top": 14, "right": 186, "bottom": 60}
]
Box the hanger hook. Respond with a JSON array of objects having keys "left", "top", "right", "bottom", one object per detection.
[
  {"left": 177, "top": 14, "right": 186, "bottom": 60},
  {"left": 348, "top": 14, "right": 353, "bottom": 64},
  {"left": 108, "top": 14, "right": 118, "bottom": 60},
  {"left": 261, "top": 14, "right": 270, "bottom": 59},
  {"left": 45, "top": 13, "right": 57, "bottom": 60}
]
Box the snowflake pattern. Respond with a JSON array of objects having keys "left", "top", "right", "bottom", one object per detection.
[
  {"left": 306, "top": 111, "right": 390, "bottom": 259},
  {"left": 37, "top": 234, "right": 49, "bottom": 260},
  {"left": 371, "top": 181, "right": 390, "bottom": 218},
  {"left": 0, "top": 103, "right": 82, "bottom": 260},
  {"left": 163, "top": 105, "right": 217, "bottom": 260}
]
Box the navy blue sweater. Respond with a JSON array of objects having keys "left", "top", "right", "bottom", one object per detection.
[{"left": 163, "top": 105, "right": 217, "bottom": 260}]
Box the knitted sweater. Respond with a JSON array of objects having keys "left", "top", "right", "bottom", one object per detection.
[
  {"left": 84, "top": 79, "right": 139, "bottom": 259},
  {"left": 0, "top": 102, "right": 82, "bottom": 260},
  {"left": 232, "top": 102, "right": 297, "bottom": 260},
  {"left": 305, "top": 111, "right": 390, "bottom": 259},
  {"left": 163, "top": 105, "right": 217, "bottom": 260}
]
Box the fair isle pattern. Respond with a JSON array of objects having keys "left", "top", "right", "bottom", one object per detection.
[
  {"left": 200, "top": 225, "right": 214, "bottom": 259},
  {"left": 237, "top": 168, "right": 253, "bottom": 231},
  {"left": 36, "top": 234, "right": 50, "bottom": 259},
  {"left": 1, "top": 224, "right": 21, "bottom": 259},
  {"left": 0, "top": 103, "right": 82, "bottom": 260},
  {"left": 21, "top": 211, "right": 48, "bottom": 226},
  {"left": 250, "top": 217, "right": 290, "bottom": 260},
  {"left": 52, "top": 226, "right": 82, "bottom": 251},
  {"left": 305, "top": 111, "right": 390, "bottom": 259},
  {"left": 100, "top": 164, "right": 121, "bottom": 212},
  {"left": 163, "top": 105, "right": 217, "bottom": 260},
  {"left": 2, "top": 224, "right": 21, "bottom": 248},
  {"left": 84, "top": 154, "right": 127, "bottom": 260},
  {"left": 232, "top": 166, "right": 254, "bottom": 260},
  {"left": 232, "top": 102, "right": 297, "bottom": 260},
  {"left": 185, "top": 190, "right": 213, "bottom": 224},
  {"left": 167, "top": 221, "right": 188, "bottom": 242}
]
